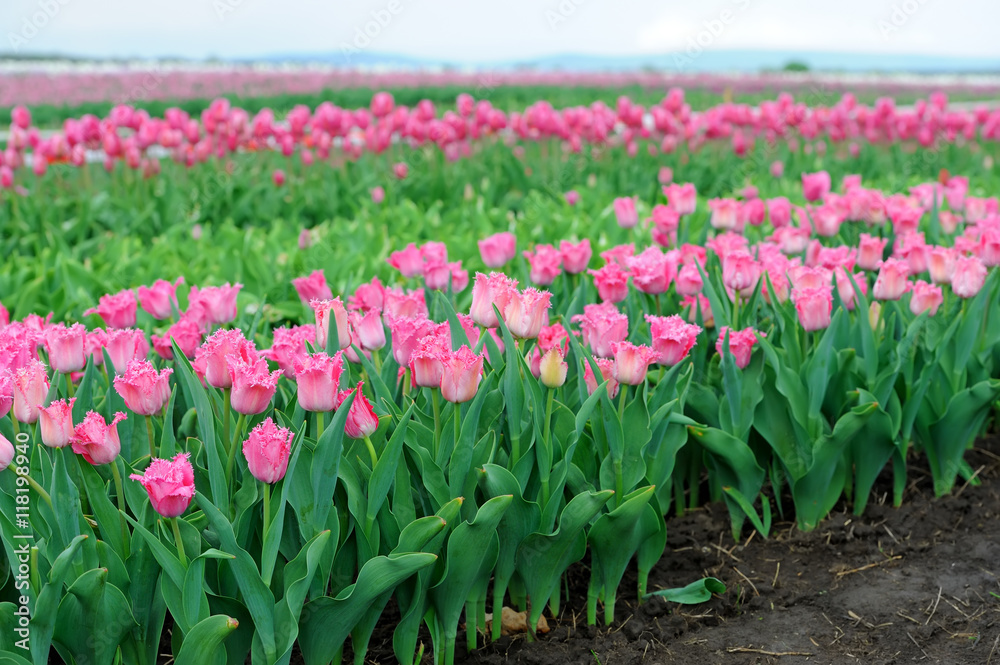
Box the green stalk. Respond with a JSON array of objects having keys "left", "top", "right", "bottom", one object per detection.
[
  {"left": 315, "top": 410, "right": 325, "bottom": 440},
  {"left": 11, "top": 415, "right": 19, "bottom": 441},
  {"left": 539, "top": 388, "right": 555, "bottom": 506},
  {"left": 465, "top": 601, "right": 477, "bottom": 653},
  {"left": 145, "top": 415, "right": 157, "bottom": 460},
  {"left": 363, "top": 434, "right": 379, "bottom": 468},
  {"left": 261, "top": 482, "right": 271, "bottom": 583},
  {"left": 222, "top": 388, "right": 231, "bottom": 452},
  {"left": 732, "top": 293, "right": 741, "bottom": 330},
  {"left": 453, "top": 405, "right": 461, "bottom": 454},
  {"left": 372, "top": 348, "right": 382, "bottom": 374},
  {"left": 10, "top": 466, "right": 53, "bottom": 510},
  {"left": 401, "top": 368, "right": 411, "bottom": 401},
  {"left": 431, "top": 389, "right": 442, "bottom": 459},
  {"left": 109, "top": 461, "right": 131, "bottom": 558},
  {"left": 29, "top": 548, "right": 41, "bottom": 596},
  {"left": 65, "top": 373, "right": 75, "bottom": 399},
  {"left": 171, "top": 516, "right": 188, "bottom": 567},
  {"left": 614, "top": 386, "right": 628, "bottom": 507},
  {"left": 227, "top": 413, "right": 247, "bottom": 484}
]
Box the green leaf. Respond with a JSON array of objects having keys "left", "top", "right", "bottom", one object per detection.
[
  {"left": 644, "top": 577, "right": 726, "bottom": 603},
  {"left": 175, "top": 615, "right": 240, "bottom": 665}
]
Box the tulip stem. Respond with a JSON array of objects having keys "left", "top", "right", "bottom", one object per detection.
[
  {"left": 372, "top": 348, "right": 382, "bottom": 374},
  {"left": 222, "top": 388, "right": 232, "bottom": 452},
  {"left": 261, "top": 482, "right": 271, "bottom": 558},
  {"left": 227, "top": 413, "right": 247, "bottom": 484},
  {"left": 65, "top": 373, "right": 75, "bottom": 399},
  {"left": 732, "top": 294, "right": 741, "bottom": 331},
  {"left": 363, "top": 435, "right": 379, "bottom": 468},
  {"left": 10, "top": 416, "right": 19, "bottom": 441},
  {"left": 10, "top": 466, "right": 53, "bottom": 511},
  {"left": 109, "top": 461, "right": 130, "bottom": 559},
  {"left": 431, "top": 390, "right": 442, "bottom": 459},
  {"left": 401, "top": 368, "right": 411, "bottom": 401},
  {"left": 171, "top": 517, "right": 187, "bottom": 567},
  {"left": 454, "top": 406, "right": 462, "bottom": 453},
  {"left": 145, "top": 415, "right": 156, "bottom": 460},
  {"left": 540, "top": 388, "right": 555, "bottom": 506},
  {"left": 316, "top": 411, "right": 325, "bottom": 440}
]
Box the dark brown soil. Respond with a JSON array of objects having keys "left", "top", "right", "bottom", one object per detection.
[{"left": 363, "top": 436, "right": 1000, "bottom": 665}]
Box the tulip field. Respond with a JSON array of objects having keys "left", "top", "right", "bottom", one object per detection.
[{"left": 1, "top": 83, "right": 1000, "bottom": 664}]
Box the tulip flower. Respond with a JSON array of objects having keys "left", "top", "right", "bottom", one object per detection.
[
  {"left": 928, "top": 247, "right": 956, "bottom": 285},
  {"left": 440, "top": 346, "right": 485, "bottom": 404},
  {"left": 294, "top": 352, "right": 344, "bottom": 412},
  {"left": 909, "top": 280, "right": 943, "bottom": 316},
  {"left": 582, "top": 357, "right": 619, "bottom": 399},
  {"left": 137, "top": 277, "right": 184, "bottom": 320},
  {"left": 340, "top": 382, "right": 380, "bottom": 438},
  {"left": 387, "top": 316, "right": 436, "bottom": 367},
  {"left": 371, "top": 186, "right": 385, "bottom": 204},
  {"left": 715, "top": 327, "right": 760, "bottom": 369},
  {"left": 129, "top": 452, "right": 195, "bottom": 518},
  {"left": 872, "top": 259, "right": 911, "bottom": 301},
  {"left": 38, "top": 398, "right": 75, "bottom": 448},
  {"left": 708, "top": 198, "right": 741, "bottom": 231},
  {"left": 151, "top": 317, "right": 202, "bottom": 360},
  {"left": 387, "top": 243, "right": 424, "bottom": 278},
  {"left": 857, "top": 234, "right": 888, "bottom": 271},
  {"left": 188, "top": 283, "right": 242, "bottom": 326},
  {"left": 195, "top": 328, "right": 255, "bottom": 389},
  {"left": 478, "top": 232, "right": 517, "bottom": 268},
  {"left": 114, "top": 358, "right": 173, "bottom": 416},
  {"left": 503, "top": 288, "right": 552, "bottom": 339},
  {"left": 12, "top": 359, "right": 49, "bottom": 424},
  {"left": 350, "top": 309, "right": 386, "bottom": 351},
  {"left": 523, "top": 244, "right": 563, "bottom": 286},
  {"left": 0, "top": 374, "right": 12, "bottom": 420},
  {"left": 85, "top": 290, "right": 137, "bottom": 329},
  {"left": 292, "top": 270, "right": 333, "bottom": 304},
  {"left": 44, "top": 323, "right": 87, "bottom": 374},
  {"left": 0, "top": 434, "right": 12, "bottom": 471},
  {"left": 243, "top": 418, "right": 293, "bottom": 484},
  {"left": 470, "top": 272, "right": 519, "bottom": 328},
  {"left": 767, "top": 197, "right": 792, "bottom": 227},
  {"left": 311, "top": 298, "right": 351, "bottom": 351},
  {"left": 589, "top": 263, "right": 630, "bottom": 303},
  {"left": 382, "top": 288, "right": 428, "bottom": 320},
  {"left": 560, "top": 239, "right": 592, "bottom": 274},
  {"left": 721, "top": 250, "right": 761, "bottom": 297},
  {"left": 573, "top": 302, "right": 628, "bottom": 358},
  {"left": 663, "top": 183, "right": 697, "bottom": 215},
  {"left": 627, "top": 247, "right": 677, "bottom": 295},
  {"left": 564, "top": 190, "right": 580, "bottom": 206},
  {"left": 228, "top": 354, "right": 282, "bottom": 415},
  {"left": 951, "top": 255, "right": 988, "bottom": 298},
  {"left": 72, "top": 411, "right": 127, "bottom": 465},
  {"left": 348, "top": 277, "right": 385, "bottom": 312},
  {"left": 792, "top": 286, "right": 834, "bottom": 332},
  {"left": 613, "top": 197, "right": 639, "bottom": 228},
  {"left": 609, "top": 341, "right": 658, "bottom": 385},
  {"left": 801, "top": 171, "right": 831, "bottom": 202},
  {"left": 539, "top": 348, "right": 568, "bottom": 389},
  {"left": 646, "top": 315, "right": 702, "bottom": 365}
]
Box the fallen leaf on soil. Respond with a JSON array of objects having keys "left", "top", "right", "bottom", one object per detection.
[{"left": 483, "top": 607, "right": 550, "bottom": 635}]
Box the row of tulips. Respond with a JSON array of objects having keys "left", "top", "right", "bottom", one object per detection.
[
  {"left": 2, "top": 170, "right": 1000, "bottom": 664},
  {"left": 2, "top": 90, "right": 999, "bottom": 185}
]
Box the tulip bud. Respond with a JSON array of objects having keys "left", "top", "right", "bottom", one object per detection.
[{"left": 539, "top": 349, "right": 568, "bottom": 388}]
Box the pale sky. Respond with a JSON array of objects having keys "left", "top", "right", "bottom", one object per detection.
[{"left": 2, "top": 0, "right": 997, "bottom": 62}]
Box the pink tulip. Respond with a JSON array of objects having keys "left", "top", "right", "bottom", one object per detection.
[
  {"left": 371, "top": 186, "right": 385, "bottom": 204},
  {"left": 857, "top": 234, "right": 888, "bottom": 271},
  {"left": 767, "top": 197, "right": 792, "bottom": 228},
  {"left": 708, "top": 198, "right": 741, "bottom": 231},
  {"left": 113, "top": 358, "right": 173, "bottom": 416},
  {"left": 582, "top": 357, "right": 619, "bottom": 399},
  {"left": 559, "top": 239, "right": 592, "bottom": 274},
  {"left": 792, "top": 286, "right": 833, "bottom": 331},
  {"left": 951, "top": 255, "right": 988, "bottom": 298},
  {"left": 0, "top": 373, "right": 12, "bottom": 420},
  {"left": 348, "top": 277, "right": 385, "bottom": 312},
  {"left": 440, "top": 346, "right": 485, "bottom": 403},
  {"left": 393, "top": 162, "right": 408, "bottom": 180},
  {"left": 909, "top": 281, "right": 943, "bottom": 316},
  {"left": 589, "top": 263, "right": 630, "bottom": 303},
  {"left": 292, "top": 270, "right": 333, "bottom": 304},
  {"left": 38, "top": 398, "right": 75, "bottom": 448},
  {"left": 979, "top": 228, "right": 1000, "bottom": 267},
  {"left": 478, "top": 232, "right": 517, "bottom": 268},
  {"left": 613, "top": 197, "right": 639, "bottom": 228},
  {"left": 503, "top": 288, "right": 552, "bottom": 339},
  {"left": 382, "top": 288, "right": 428, "bottom": 320},
  {"left": 45, "top": 323, "right": 87, "bottom": 373},
  {"left": 572, "top": 302, "right": 628, "bottom": 358},
  {"left": 12, "top": 359, "right": 49, "bottom": 424},
  {"left": 243, "top": 418, "right": 293, "bottom": 484},
  {"left": 195, "top": 328, "right": 254, "bottom": 389},
  {"left": 928, "top": 247, "right": 956, "bottom": 284},
  {"left": 262, "top": 326, "right": 315, "bottom": 379},
  {"left": 350, "top": 309, "right": 386, "bottom": 351},
  {"left": 835, "top": 270, "right": 868, "bottom": 311},
  {"left": 801, "top": 171, "right": 831, "bottom": 202},
  {"left": 741, "top": 198, "right": 766, "bottom": 227},
  {"left": 420, "top": 242, "right": 448, "bottom": 265},
  {"left": 0, "top": 434, "right": 12, "bottom": 471},
  {"left": 388, "top": 316, "right": 435, "bottom": 367},
  {"left": 129, "top": 452, "right": 195, "bottom": 518},
  {"left": 470, "top": 272, "right": 519, "bottom": 328},
  {"left": 810, "top": 205, "right": 844, "bottom": 237},
  {"left": 84, "top": 290, "right": 137, "bottom": 329},
  {"left": 340, "top": 382, "right": 379, "bottom": 438},
  {"left": 409, "top": 334, "right": 449, "bottom": 388},
  {"left": 272, "top": 169, "right": 286, "bottom": 186},
  {"left": 188, "top": 283, "right": 242, "bottom": 326},
  {"left": 311, "top": 298, "right": 351, "bottom": 351},
  {"left": 523, "top": 244, "right": 563, "bottom": 286},
  {"left": 658, "top": 166, "right": 673, "bottom": 185},
  {"left": 872, "top": 259, "right": 911, "bottom": 301},
  {"left": 564, "top": 190, "right": 580, "bottom": 206},
  {"left": 387, "top": 243, "right": 424, "bottom": 278},
  {"left": 152, "top": 318, "right": 203, "bottom": 360},
  {"left": 137, "top": 278, "right": 184, "bottom": 320},
  {"left": 721, "top": 251, "right": 760, "bottom": 296},
  {"left": 294, "top": 352, "right": 344, "bottom": 412},
  {"left": 675, "top": 262, "right": 704, "bottom": 297},
  {"left": 229, "top": 354, "right": 282, "bottom": 415},
  {"left": 646, "top": 315, "right": 702, "bottom": 365},
  {"left": 298, "top": 228, "right": 313, "bottom": 250},
  {"left": 610, "top": 341, "right": 658, "bottom": 385},
  {"left": 663, "top": 183, "right": 696, "bottom": 215},
  {"left": 715, "top": 327, "right": 760, "bottom": 369},
  {"left": 72, "top": 411, "right": 127, "bottom": 465},
  {"left": 627, "top": 247, "right": 677, "bottom": 295}
]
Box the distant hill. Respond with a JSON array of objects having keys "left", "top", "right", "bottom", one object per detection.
[{"left": 256, "top": 49, "right": 1000, "bottom": 74}]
